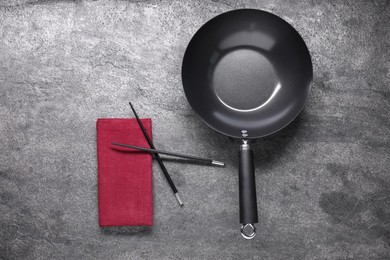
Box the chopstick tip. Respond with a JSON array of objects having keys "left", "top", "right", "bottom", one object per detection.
[
  {"left": 175, "top": 193, "right": 184, "bottom": 206},
  {"left": 212, "top": 160, "right": 225, "bottom": 167}
]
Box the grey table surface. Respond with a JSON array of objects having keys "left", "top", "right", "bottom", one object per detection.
[{"left": 0, "top": 0, "right": 389, "bottom": 259}]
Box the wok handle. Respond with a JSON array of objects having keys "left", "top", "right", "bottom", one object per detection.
[{"left": 239, "top": 140, "right": 258, "bottom": 239}]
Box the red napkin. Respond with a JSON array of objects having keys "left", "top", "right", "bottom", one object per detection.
[{"left": 97, "top": 118, "right": 153, "bottom": 227}]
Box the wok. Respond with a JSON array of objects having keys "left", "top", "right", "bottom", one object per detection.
[{"left": 182, "top": 9, "right": 313, "bottom": 239}]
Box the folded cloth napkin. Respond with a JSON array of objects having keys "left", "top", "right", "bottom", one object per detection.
[{"left": 97, "top": 118, "right": 153, "bottom": 227}]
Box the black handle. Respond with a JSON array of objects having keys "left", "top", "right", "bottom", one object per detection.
[{"left": 239, "top": 141, "right": 258, "bottom": 225}]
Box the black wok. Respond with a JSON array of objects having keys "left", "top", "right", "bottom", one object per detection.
[{"left": 182, "top": 9, "right": 312, "bottom": 239}]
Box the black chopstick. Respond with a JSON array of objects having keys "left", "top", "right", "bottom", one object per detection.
[
  {"left": 129, "top": 102, "right": 184, "bottom": 206},
  {"left": 111, "top": 142, "right": 225, "bottom": 167}
]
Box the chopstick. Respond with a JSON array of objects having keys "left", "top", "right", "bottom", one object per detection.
[
  {"left": 129, "top": 102, "right": 184, "bottom": 206},
  {"left": 111, "top": 142, "right": 225, "bottom": 167}
]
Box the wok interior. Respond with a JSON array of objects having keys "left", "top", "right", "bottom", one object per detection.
[
  {"left": 213, "top": 48, "right": 278, "bottom": 111},
  {"left": 182, "top": 9, "right": 313, "bottom": 139}
]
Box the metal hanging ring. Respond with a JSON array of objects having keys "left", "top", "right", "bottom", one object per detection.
[{"left": 241, "top": 223, "right": 256, "bottom": 239}]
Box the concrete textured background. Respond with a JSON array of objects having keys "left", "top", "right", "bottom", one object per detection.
[{"left": 0, "top": 0, "right": 389, "bottom": 259}]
